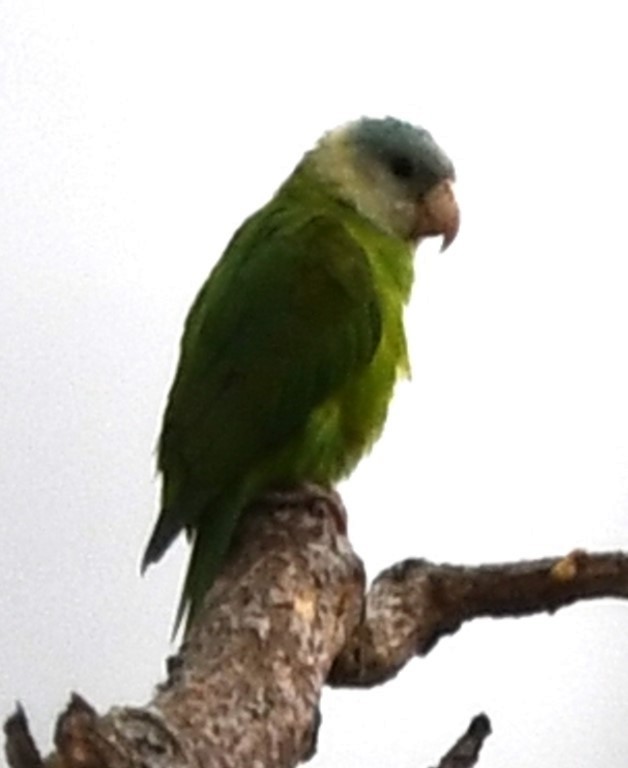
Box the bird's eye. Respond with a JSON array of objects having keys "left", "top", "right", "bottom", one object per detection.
[{"left": 389, "top": 155, "right": 414, "bottom": 179}]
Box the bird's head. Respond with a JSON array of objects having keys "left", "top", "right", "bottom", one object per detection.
[{"left": 310, "top": 116, "right": 459, "bottom": 250}]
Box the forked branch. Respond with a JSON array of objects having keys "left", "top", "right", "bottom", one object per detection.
[{"left": 4, "top": 490, "right": 627, "bottom": 768}]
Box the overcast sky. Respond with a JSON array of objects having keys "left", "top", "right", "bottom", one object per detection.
[{"left": 2, "top": 2, "right": 628, "bottom": 766}]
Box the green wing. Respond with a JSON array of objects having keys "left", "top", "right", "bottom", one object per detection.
[{"left": 143, "top": 205, "right": 381, "bottom": 570}]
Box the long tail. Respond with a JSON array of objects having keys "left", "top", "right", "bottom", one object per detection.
[{"left": 173, "top": 498, "right": 245, "bottom": 638}]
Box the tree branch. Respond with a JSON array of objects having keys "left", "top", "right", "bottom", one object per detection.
[
  {"left": 3, "top": 706, "right": 43, "bottom": 768},
  {"left": 431, "top": 714, "right": 491, "bottom": 768},
  {"left": 329, "top": 549, "right": 628, "bottom": 686},
  {"left": 4, "top": 488, "right": 628, "bottom": 768},
  {"left": 6, "top": 489, "right": 365, "bottom": 768}
]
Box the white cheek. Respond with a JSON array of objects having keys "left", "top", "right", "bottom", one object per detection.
[{"left": 391, "top": 199, "right": 416, "bottom": 231}]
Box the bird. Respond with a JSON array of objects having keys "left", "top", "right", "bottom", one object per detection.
[{"left": 142, "top": 116, "right": 459, "bottom": 634}]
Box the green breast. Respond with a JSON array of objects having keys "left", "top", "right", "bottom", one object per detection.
[
  {"left": 272, "top": 213, "right": 414, "bottom": 485},
  {"left": 311, "top": 223, "right": 413, "bottom": 480}
]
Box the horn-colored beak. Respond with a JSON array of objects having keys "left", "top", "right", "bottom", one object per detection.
[{"left": 413, "top": 179, "right": 459, "bottom": 251}]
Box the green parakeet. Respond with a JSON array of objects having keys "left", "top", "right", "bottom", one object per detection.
[{"left": 142, "top": 116, "right": 459, "bottom": 633}]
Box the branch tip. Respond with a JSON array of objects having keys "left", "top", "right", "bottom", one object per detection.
[{"left": 4, "top": 704, "right": 43, "bottom": 768}]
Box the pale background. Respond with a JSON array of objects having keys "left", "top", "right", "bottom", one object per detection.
[{"left": 1, "top": 2, "right": 628, "bottom": 766}]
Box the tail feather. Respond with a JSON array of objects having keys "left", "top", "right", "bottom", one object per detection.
[
  {"left": 141, "top": 507, "right": 184, "bottom": 573},
  {"left": 173, "top": 500, "right": 245, "bottom": 639}
]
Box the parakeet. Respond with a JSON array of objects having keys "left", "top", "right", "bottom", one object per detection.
[{"left": 142, "top": 116, "right": 459, "bottom": 634}]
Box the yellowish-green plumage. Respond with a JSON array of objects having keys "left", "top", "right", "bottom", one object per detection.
[
  {"left": 142, "top": 117, "right": 458, "bottom": 633},
  {"left": 249, "top": 169, "right": 413, "bottom": 483}
]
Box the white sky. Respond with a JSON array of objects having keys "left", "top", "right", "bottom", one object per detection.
[{"left": 1, "top": 2, "right": 628, "bottom": 766}]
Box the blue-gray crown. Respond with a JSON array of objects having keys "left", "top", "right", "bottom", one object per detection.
[{"left": 350, "top": 116, "right": 455, "bottom": 195}]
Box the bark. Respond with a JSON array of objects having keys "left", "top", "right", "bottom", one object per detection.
[
  {"left": 329, "top": 548, "right": 628, "bottom": 686},
  {"left": 4, "top": 489, "right": 628, "bottom": 768}
]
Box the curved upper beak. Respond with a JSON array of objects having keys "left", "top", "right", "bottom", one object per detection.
[{"left": 413, "top": 178, "right": 459, "bottom": 251}]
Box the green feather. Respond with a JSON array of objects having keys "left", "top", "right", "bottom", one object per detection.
[{"left": 142, "top": 116, "right": 456, "bottom": 635}]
